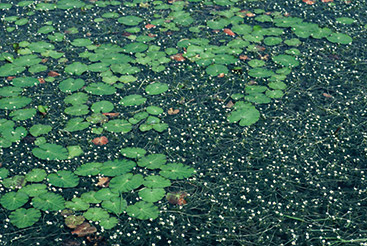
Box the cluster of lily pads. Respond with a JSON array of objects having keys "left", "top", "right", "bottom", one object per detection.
[{"left": 0, "top": 147, "right": 194, "bottom": 229}]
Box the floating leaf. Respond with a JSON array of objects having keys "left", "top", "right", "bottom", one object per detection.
[
  {"left": 64, "top": 104, "right": 89, "bottom": 116},
  {"left": 11, "top": 77, "right": 39, "bottom": 87},
  {"left": 20, "top": 184, "right": 47, "bottom": 197},
  {"left": 95, "top": 188, "right": 119, "bottom": 201},
  {"left": 9, "top": 108, "right": 37, "bottom": 121},
  {"left": 99, "top": 159, "right": 136, "bottom": 177},
  {"left": 245, "top": 93, "right": 271, "bottom": 104},
  {"left": 159, "top": 163, "right": 195, "bottom": 180},
  {"left": 118, "top": 16, "right": 143, "bottom": 26},
  {"left": 145, "top": 83, "right": 169, "bottom": 95},
  {"left": 102, "top": 196, "right": 127, "bottom": 216},
  {"left": 64, "top": 92, "right": 89, "bottom": 105},
  {"left": 9, "top": 208, "right": 41, "bottom": 228},
  {"left": 65, "top": 62, "right": 88, "bottom": 75},
  {"left": 71, "top": 222, "right": 97, "bottom": 237},
  {"left": 32, "top": 192, "right": 65, "bottom": 211},
  {"left": 248, "top": 68, "right": 274, "bottom": 78},
  {"left": 0, "top": 191, "right": 29, "bottom": 210},
  {"left": 91, "top": 136, "right": 108, "bottom": 146},
  {"left": 59, "top": 78, "right": 85, "bottom": 93},
  {"left": 91, "top": 100, "right": 114, "bottom": 113},
  {"left": 228, "top": 101, "right": 260, "bottom": 126},
  {"left": 83, "top": 207, "right": 109, "bottom": 221},
  {"left": 272, "top": 54, "right": 299, "bottom": 67},
  {"left": 64, "top": 118, "right": 90, "bottom": 132},
  {"left": 25, "top": 168, "right": 47, "bottom": 182},
  {"left": 266, "top": 89, "right": 284, "bottom": 98},
  {"left": 120, "top": 94, "right": 146, "bottom": 106},
  {"left": 247, "top": 59, "right": 265, "bottom": 68},
  {"left": 146, "top": 106, "right": 163, "bottom": 115},
  {"left": 139, "top": 188, "right": 165, "bottom": 203},
  {"left": 71, "top": 38, "right": 92, "bottom": 47},
  {"left": 47, "top": 170, "right": 79, "bottom": 188},
  {"left": 99, "top": 216, "right": 118, "bottom": 230},
  {"left": 65, "top": 197, "right": 90, "bottom": 211},
  {"left": 32, "top": 143, "right": 69, "bottom": 160},
  {"left": 85, "top": 82, "right": 116, "bottom": 95},
  {"left": 109, "top": 173, "right": 144, "bottom": 193},
  {"left": 103, "top": 119, "right": 132, "bottom": 133},
  {"left": 67, "top": 145, "right": 84, "bottom": 158},
  {"left": 120, "top": 147, "right": 146, "bottom": 159},
  {"left": 0, "top": 96, "right": 32, "bottom": 109},
  {"left": 126, "top": 201, "right": 159, "bottom": 220},
  {"left": 74, "top": 162, "right": 102, "bottom": 176},
  {"left": 2, "top": 175, "right": 26, "bottom": 189},
  {"left": 138, "top": 154, "right": 166, "bottom": 169},
  {"left": 206, "top": 64, "right": 229, "bottom": 76},
  {"left": 327, "top": 33, "right": 352, "bottom": 44},
  {"left": 29, "top": 124, "right": 52, "bottom": 137},
  {"left": 81, "top": 191, "right": 102, "bottom": 204},
  {"left": 0, "top": 168, "right": 9, "bottom": 179},
  {"left": 143, "top": 175, "right": 171, "bottom": 188}
]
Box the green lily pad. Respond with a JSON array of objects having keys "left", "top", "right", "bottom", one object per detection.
[
  {"left": 91, "top": 101, "right": 114, "bottom": 113},
  {"left": 2, "top": 175, "right": 26, "bottom": 189},
  {"left": 103, "top": 119, "right": 132, "bottom": 133},
  {"left": 0, "top": 64, "right": 26, "bottom": 77},
  {"left": 245, "top": 93, "right": 271, "bottom": 104},
  {"left": 118, "top": 16, "right": 143, "bottom": 26},
  {"left": 126, "top": 201, "right": 159, "bottom": 220},
  {"left": 146, "top": 106, "right": 164, "bottom": 115},
  {"left": 266, "top": 89, "right": 284, "bottom": 99},
  {"left": 59, "top": 78, "right": 85, "bottom": 93},
  {"left": 29, "top": 124, "right": 52, "bottom": 137},
  {"left": 25, "top": 168, "right": 47, "bottom": 182},
  {"left": 99, "top": 216, "right": 118, "bottom": 230},
  {"left": 228, "top": 101, "right": 260, "bottom": 126},
  {"left": 20, "top": 184, "right": 48, "bottom": 197},
  {"left": 85, "top": 82, "right": 116, "bottom": 95},
  {"left": 327, "top": 33, "right": 353, "bottom": 44},
  {"left": 0, "top": 191, "right": 29, "bottom": 210},
  {"left": 65, "top": 197, "right": 90, "bottom": 211},
  {"left": 47, "top": 170, "right": 79, "bottom": 188},
  {"left": 0, "top": 86, "right": 23, "bottom": 97},
  {"left": 336, "top": 17, "right": 355, "bottom": 25},
  {"left": 64, "top": 92, "right": 89, "bottom": 105},
  {"left": 120, "top": 147, "right": 146, "bottom": 159},
  {"left": 159, "top": 163, "right": 195, "bottom": 180},
  {"left": 65, "top": 62, "right": 88, "bottom": 75},
  {"left": 9, "top": 108, "right": 37, "bottom": 121},
  {"left": 143, "top": 175, "right": 171, "bottom": 188},
  {"left": 109, "top": 173, "right": 144, "bottom": 193},
  {"left": 81, "top": 191, "right": 102, "bottom": 204},
  {"left": 248, "top": 59, "right": 265, "bottom": 68},
  {"left": 206, "top": 64, "right": 229, "bottom": 76},
  {"left": 11, "top": 77, "right": 39, "bottom": 87},
  {"left": 64, "top": 118, "right": 90, "bottom": 132},
  {"left": 248, "top": 68, "right": 274, "bottom": 78},
  {"left": 139, "top": 188, "right": 166, "bottom": 203},
  {"left": 272, "top": 54, "right": 299, "bottom": 67},
  {"left": 64, "top": 104, "right": 89, "bottom": 116},
  {"left": 74, "top": 162, "right": 103, "bottom": 176},
  {"left": 71, "top": 38, "right": 92, "bottom": 47},
  {"left": 32, "top": 143, "right": 69, "bottom": 160},
  {"left": 9, "top": 208, "right": 41, "bottom": 228},
  {"left": 123, "top": 43, "right": 148, "bottom": 53},
  {"left": 145, "top": 83, "right": 169, "bottom": 95},
  {"left": 83, "top": 207, "right": 109, "bottom": 222},
  {"left": 99, "top": 159, "right": 136, "bottom": 177},
  {"left": 120, "top": 94, "right": 146, "bottom": 106},
  {"left": 0, "top": 168, "right": 9, "bottom": 179},
  {"left": 102, "top": 197, "right": 127, "bottom": 216},
  {"left": 0, "top": 96, "right": 32, "bottom": 109},
  {"left": 137, "top": 154, "right": 166, "bottom": 169},
  {"left": 32, "top": 192, "right": 65, "bottom": 211}
]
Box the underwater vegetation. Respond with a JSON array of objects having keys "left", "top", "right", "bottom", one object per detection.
[{"left": 0, "top": 0, "right": 366, "bottom": 245}]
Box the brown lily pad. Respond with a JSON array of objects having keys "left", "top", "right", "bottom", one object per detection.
[{"left": 71, "top": 222, "right": 97, "bottom": 237}]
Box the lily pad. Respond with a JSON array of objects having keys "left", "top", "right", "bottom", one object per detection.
[
  {"left": 103, "top": 119, "right": 132, "bottom": 133},
  {"left": 139, "top": 188, "right": 166, "bottom": 203},
  {"left": 99, "top": 216, "right": 118, "bottom": 230},
  {"left": 206, "top": 64, "right": 228, "bottom": 76},
  {"left": 327, "top": 33, "right": 353, "bottom": 44},
  {"left": 137, "top": 154, "right": 166, "bottom": 169},
  {"left": 47, "top": 170, "right": 79, "bottom": 188},
  {"left": 0, "top": 191, "right": 29, "bottom": 210},
  {"left": 99, "top": 159, "right": 136, "bottom": 177},
  {"left": 25, "top": 168, "right": 47, "bottom": 182},
  {"left": 9, "top": 208, "right": 41, "bottom": 228},
  {"left": 102, "top": 196, "right": 127, "bottom": 216},
  {"left": 109, "top": 173, "right": 144, "bottom": 193},
  {"left": 0, "top": 96, "right": 32, "bottom": 109},
  {"left": 272, "top": 54, "right": 299, "bottom": 67},
  {"left": 32, "top": 143, "right": 69, "bottom": 160},
  {"left": 159, "top": 163, "right": 195, "bottom": 180},
  {"left": 85, "top": 82, "right": 116, "bottom": 95},
  {"left": 120, "top": 147, "right": 146, "bottom": 159},
  {"left": 20, "top": 184, "right": 47, "bottom": 197},
  {"left": 59, "top": 78, "right": 85, "bottom": 93},
  {"left": 11, "top": 77, "right": 39, "bottom": 87},
  {"left": 126, "top": 201, "right": 159, "bottom": 220},
  {"left": 118, "top": 16, "right": 143, "bottom": 26},
  {"left": 32, "top": 192, "right": 65, "bottom": 211},
  {"left": 228, "top": 101, "right": 260, "bottom": 126},
  {"left": 143, "top": 175, "right": 171, "bottom": 188},
  {"left": 248, "top": 68, "right": 274, "bottom": 78},
  {"left": 65, "top": 62, "right": 88, "bottom": 75},
  {"left": 65, "top": 197, "right": 90, "bottom": 211},
  {"left": 83, "top": 207, "right": 110, "bottom": 222},
  {"left": 74, "top": 162, "right": 103, "bottom": 176},
  {"left": 29, "top": 124, "right": 52, "bottom": 137},
  {"left": 145, "top": 83, "right": 169, "bottom": 95},
  {"left": 120, "top": 94, "right": 146, "bottom": 106}
]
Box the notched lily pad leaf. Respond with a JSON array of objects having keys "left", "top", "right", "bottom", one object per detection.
[
  {"left": 9, "top": 208, "right": 41, "bottom": 228},
  {"left": 126, "top": 201, "right": 159, "bottom": 220},
  {"left": 47, "top": 170, "right": 79, "bottom": 188},
  {"left": 159, "top": 163, "right": 195, "bottom": 180},
  {"left": 32, "top": 143, "right": 69, "bottom": 160}
]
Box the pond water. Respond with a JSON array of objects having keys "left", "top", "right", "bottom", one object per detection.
[{"left": 0, "top": 0, "right": 366, "bottom": 245}]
